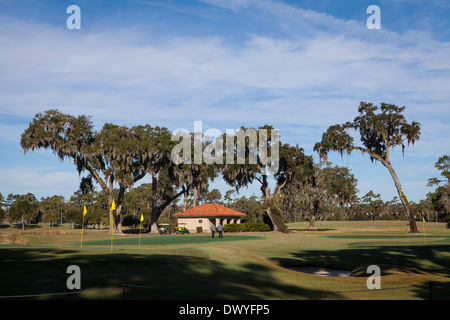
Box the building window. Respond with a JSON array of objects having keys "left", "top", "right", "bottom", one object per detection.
[{"left": 198, "top": 220, "right": 203, "bottom": 223}]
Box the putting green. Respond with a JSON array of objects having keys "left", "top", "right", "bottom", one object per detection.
[{"left": 81, "top": 234, "right": 266, "bottom": 246}]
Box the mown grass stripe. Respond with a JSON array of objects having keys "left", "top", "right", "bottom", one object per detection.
[{"left": 81, "top": 234, "right": 266, "bottom": 246}]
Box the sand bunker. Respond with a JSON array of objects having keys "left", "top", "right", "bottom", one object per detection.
[{"left": 286, "top": 266, "right": 352, "bottom": 277}]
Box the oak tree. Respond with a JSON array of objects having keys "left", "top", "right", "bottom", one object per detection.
[
  {"left": 314, "top": 102, "right": 421, "bottom": 233},
  {"left": 222, "top": 126, "right": 314, "bottom": 233},
  {"left": 21, "top": 110, "right": 149, "bottom": 234}
]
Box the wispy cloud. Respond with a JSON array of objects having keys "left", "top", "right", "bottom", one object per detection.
[
  {"left": 1, "top": 15, "right": 448, "bottom": 125},
  {"left": 0, "top": 0, "right": 449, "bottom": 201},
  {"left": 0, "top": 165, "right": 80, "bottom": 199}
]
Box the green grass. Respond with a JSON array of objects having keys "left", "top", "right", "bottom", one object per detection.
[
  {"left": 288, "top": 220, "right": 448, "bottom": 232},
  {"left": 82, "top": 234, "right": 266, "bottom": 247},
  {"left": 321, "top": 234, "right": 450, "bottom": 239},
  {"left": 1, "top": 222, "right": 449, "bottom": 300}
]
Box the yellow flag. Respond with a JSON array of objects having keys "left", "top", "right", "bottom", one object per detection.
[
  {"left": 81, "top": 206, "right": 87, "bottom": 248},
  {"left": 110, "top": 199, "right": 116, "bottom": 253},
  {"left": 423, "top": 217, "right": 426, "bottom": 223},
  {"left": 140, "top": 214, "right": 144, "bottom": 223}
]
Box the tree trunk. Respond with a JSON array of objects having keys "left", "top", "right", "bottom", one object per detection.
[
  {"left": 261, "top": 177, "right": 290, "bottom": 233},
  {"left": 149, "top": 208, "right": 160, "bottom": 234},
  {"left": 265, "top": 199, "right": 290, "bottom": 233},
  {"left": 148, "top": 172, "right": 159, "bottom": 233},
  {"left": 309, "top": 214, "right": 316, "bottom": 229},
  {"left": 261, "top": 179, "right": 278, "bottom": 231},
  {"left": 385, "top": 160, "right": 419, "bottom": 233},
  {"left": 147, "top": 187, "right": 186, "bottom": 233},
  {"left": 107, "top": 196, "right": 113, "bottom": 233},
  {"left": 115, "top": 211, "right": 123, "bottom": 233},
  {"left": 193, "top": 185, "right": 198, "bottom": 207},
  {"left": 148, "top": 203, "right": 159, "bottom": 234},
  {"left": 266, "top": 206, "right": 278, "bottom": 232},
  {"left": 114, "top": 186, "right": 126, "bottom": 234}
]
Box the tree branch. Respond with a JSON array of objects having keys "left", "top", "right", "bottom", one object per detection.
[
  {"left": 350, "top": 146, "right": 386, "bottom": 165},
  {"left": 84, "top": 162, "right": 110, "bottom": 195},
  {"left": 159, "top": 187, "right": 186, "bottom": 212},
  {"left": 274, "top": 179, "right": 288, "bottom": 199},
  {"left": 133, "top": 171, "right": 147, "bottom": 183}
]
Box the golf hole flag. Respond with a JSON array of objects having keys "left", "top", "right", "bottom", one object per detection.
[
  {"left": 139, "top": 214, "right": 144, "bottom": 249},
  {"left": 110, "top": 199, "right": 116, "bottom": 253},
  {"left": 80, "top": 205, "right": 87, "bottom": 248}
]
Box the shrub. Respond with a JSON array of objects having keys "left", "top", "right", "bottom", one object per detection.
[
  {"left": 350, "top": 212, "right": 371, "bottom": 221},
  {"left": 223, "top": 224, "right": 240, "bottom": 232},
  {"left": 0, "top": 233, "right": 28, "bottom": 245},
  {"left": 223, "top": 222, "right": 270, "bottom": 232},
  {"left": 122, "top": 214, "right": 138, "bottom": 227}
]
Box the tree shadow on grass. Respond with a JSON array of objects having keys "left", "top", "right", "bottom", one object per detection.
[
  {"left": 0, "top": 247, "right": 332, "bottom": 300},
  {"left": 409, "top": 281, "right": 450, "bottom": 300},
  {"left": 271, "top": 244, "right": 450, "bottom": 299}
]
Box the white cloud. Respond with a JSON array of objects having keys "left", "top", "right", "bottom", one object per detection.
[
  {"left": 0, "top": 0, "right": 449, "bottom": 202},
  {"left": 0, "top": 166, "right": 81, "bottom": 200},
  {"left": 1, "top": 10, "right": 449, "bottom": 128}
]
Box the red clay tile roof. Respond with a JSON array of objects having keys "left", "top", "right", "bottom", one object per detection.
[{"left": 173, "top": 203, "right": 246, "bottom": 217}]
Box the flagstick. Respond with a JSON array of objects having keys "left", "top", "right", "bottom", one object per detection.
[
  {"left": 80, "top": 214, "right": 84, "bottom": 248},
  {"left": 111, "top": 223, "right": 114, "bottom": 253},
  {"left": 139, "top": 222, "right": 142, "bottom": 249},
  {"left": 110, "top": 200, "right": 116, "bottom": 253},
  {"left": 81, "top": 206, "right": 87, "bottom": 249}
]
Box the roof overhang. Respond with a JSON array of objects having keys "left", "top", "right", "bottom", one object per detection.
[{"left": 175, "top": 215, "right": 245, "bottom": 218}]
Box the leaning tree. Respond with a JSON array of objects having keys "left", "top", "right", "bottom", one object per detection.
[{"left": 314, "top": 102, "right": 421, "bottom": 233}]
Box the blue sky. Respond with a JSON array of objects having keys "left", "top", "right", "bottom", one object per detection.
[{"left": 0, "top": 0, "right": 449, "bottom": 204}]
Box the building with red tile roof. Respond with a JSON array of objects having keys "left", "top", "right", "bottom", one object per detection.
[{"left": 173, "top": 203, "right": 246, "bottom": 233}]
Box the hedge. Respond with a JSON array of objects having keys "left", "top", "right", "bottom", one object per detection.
[{"left": 223, "top": 222, "right": 271, "bottom": 232}]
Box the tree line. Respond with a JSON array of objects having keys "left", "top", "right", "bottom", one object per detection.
[
  {"left": 4, "top": 102, "right": 448, "bottom": 232},
  {"left": 1, "top": 179, "right": 447, "bottom": 231}
]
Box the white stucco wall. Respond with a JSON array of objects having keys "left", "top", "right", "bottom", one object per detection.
[{"left": 177, "top": 217, "right": 242, "bottom": 233}]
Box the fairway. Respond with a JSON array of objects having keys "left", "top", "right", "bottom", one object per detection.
[
  {"left": 1, "top": 222, "right": 450, "bottom": 300},
  {"left": 82, "top": 234, "right": 266, "bottom": 246},
  {"left": 321, "top": 234, "right": 450, "bottom": 240}
]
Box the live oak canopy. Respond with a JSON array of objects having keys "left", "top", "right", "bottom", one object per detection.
[
  {"left": 20, "top": 109, "right": 184, "bottom": 234},
  {"left": 19, "top": 111, "right": 316, "bottom": 234}
]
